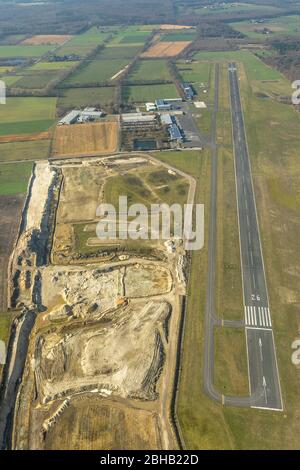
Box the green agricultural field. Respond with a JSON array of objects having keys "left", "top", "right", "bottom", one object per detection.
[
  {"left": 0, "top": 45, "right": 53, "bottom": 58},
  {"left": 54, "top": 28, "right": 113, "bottom": 58},
  {"left": 2, "top": 76, "right": 22, "bottom": 86},
  {"left": 13, "top": 71, "right": 62, "bottom": 89},
  {"left": 0, "top": 34, "right": 26, "bottom": 45},
  {"left": 29, "top": 61, "right": 80, "bottom": 71},
  {"left": 58, "top": 87, "right": 115, "bottom": 109},
  {"left": 0, "top": 66, "right": 14, "bottom": 74},
  {"left": 0, "top": 120, "right": 55, "bottom": 136},
  {"left": 160, "top": 31, "right": 197, "bottom": 42},
  {"left": 176, "top": 60, "right": 211, "bottom": 86},
  {"left": 0, "top": 162, "right": 33, "bottom": 195},
  {"left": 194, "top": 50, "right": 283, "bottom": 81},
  {"left": 53, "top": 45, "right": 95, "bottom": 58},
  {"left": 0, "top": 140, "right": 50, "bottom": 163},
  {"left": 0, "top": 97, "right": 56, "bottom": 124},
  {"left": 97, "top": 45, "right": 142, "bottom": 59},
  {"left": 230, "top": 15, "right": 300, "bottom": 39},
  {"left": 123, "top": 83, "right": 179, "bottom": 103},
  {"left": 0, "top": 96, "right": 56, "bottom": 135},
  {"left": 126, "top": 60, "right": 171, "bottom": 82},
  {"left": 65, "top": 59, "right": 128, "bottom": 85},
  {"left": 110, "top": 27, "right": 152, "bottom": 46},
  {"left": 0, "top": 312, "right": 13, "bottom": 378},
  {"left": 66, "top": 27, "right": 113, "bottom": 46}
]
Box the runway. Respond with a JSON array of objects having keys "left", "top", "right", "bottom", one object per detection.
[{"left": 228, "top": 63, "right": 283, "bottom": 410}]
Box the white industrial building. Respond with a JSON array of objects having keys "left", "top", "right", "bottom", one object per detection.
[
  {"left": 145, "top": 102, "right": 157, "bottom": 112},
  {"left": 58, "top": 110, "right": 81, "bottom": 125},
  {"left": 122, "top": 113, "right": 158, "bottom": 129},
  {"left": 78, "top": 107, "right": 103, "bottom": 123},
  {"left": 160, "top": 114, "right": 173, "bottom": 126},
  {"left": 58, "top": 107, "right": 103, "bottom": 125}
]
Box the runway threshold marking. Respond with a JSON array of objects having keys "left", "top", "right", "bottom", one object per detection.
[{"left": 244, "top": 306, "right": 272, "bottom": 328}]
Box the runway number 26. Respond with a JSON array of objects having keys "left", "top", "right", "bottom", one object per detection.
[{"left": 291, "top": 339, "right": 300, "bottom": 366}]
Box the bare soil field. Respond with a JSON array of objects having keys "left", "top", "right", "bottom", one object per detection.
[
  {"left": 44, "top": 397, "right": 161, "bottom": 450},
  {"left": 52, "top": 122, "right": 119, "bottom": 157},
  {"left": 0, "top": 194, "right": 24, "bottom": 311},
  {"left": 0, "top": 132, "right": 50, "bottom": 144},
  {"left": 141, "top": 41, "right": 191, "bottom": 58},
  {"left": 159, "top": 25, "right": 194, "bottom": 30},
  {"left": 21, "top": 35, "right": 72, "bottom": 45}
]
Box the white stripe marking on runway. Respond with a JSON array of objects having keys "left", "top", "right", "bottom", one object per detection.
[
  {"left": 266, "top": 308, "right": 272, "bottom": 326},
  {"left": 253, "top": 306, "right": 257, "bottom": 325},
  {"left": 244, "top": 306, "right": 248, "bottom": 324},
  {"left": 251, "top": 306, "right": 255, "bottom": 325},
  {"left": 258, "top": 307, "right": 262, "bottom": 326},
  {"left": 247, "top": 306, "right": 251, "bottom": 325},
  {"left": 261, "top": 308, "right": 266, "bottom": 327}
]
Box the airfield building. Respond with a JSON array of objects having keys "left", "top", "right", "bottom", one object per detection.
[
  {"left": 169, "top": 124, "right": 183, "bottom": 142},
  {"left": 122, "top": 113, "right": 158, "bottom": 129},
  {"left": 155, "top": 98, "right": 183, "bottom": 111},
  {"left": 182, "top": 82, "right": 195, "bottom": 100}
]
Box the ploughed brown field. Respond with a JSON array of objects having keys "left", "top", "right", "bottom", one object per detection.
[
  {"left": 141, "top": 41, "right": 191, "bottom": 58},
  {"left": 21, "top": 35, "right": 73, "bottom": 45},
  {"left": 52, "top": 122, "right": 119, "bottom": 157},
  {"left": 159, "top": 24, "right": 194, "bottom": 30},
  {"left": 0, "top": 132, "right": 50, "bottom": 144},
  {"left": 0, "top": 194, "right": 24, "bottom": 312}
]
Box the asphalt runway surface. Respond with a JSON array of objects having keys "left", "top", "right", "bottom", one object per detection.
[
  {"left": 228, "top": 63, "right": 282, "bottom": 410},
  {"left": 203, "top": 63, "right": 282, "bottom": 411}
]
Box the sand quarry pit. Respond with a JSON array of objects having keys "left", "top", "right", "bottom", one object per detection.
[
  {"left": 52, "top": 122, "right": 119, "bottom": 157},
  {"left": 35, "top": 297, "right": 171, "bottom": 403},
  {"left": 9, "top": 160, "right": 183, "bottom": 450},
  {"left": 21, "top": 35, "right": 73, "bottom": 45},
  {"left": 141, "top": 41, "right": 191, "bottom": 58}
]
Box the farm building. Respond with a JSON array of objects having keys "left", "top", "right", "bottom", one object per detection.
[
  {"left": 78, "top": 107, "right": 103, "bottom": 123},
  {"left": 58, "top": 107, "right": 103, "bottom": 125},
  {"left": 58, "top": 110, "right": 81, "bottom": 125}
]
